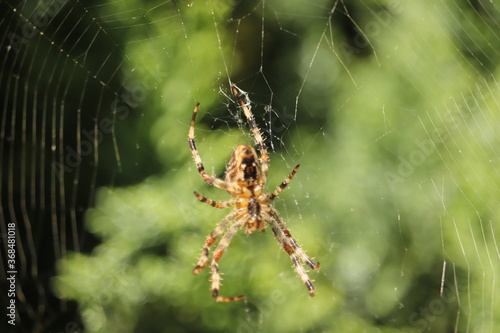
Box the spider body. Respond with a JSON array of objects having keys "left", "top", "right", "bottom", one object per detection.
[
  {"left": 226, "top": 144, "right": 267, "bottom": 234},
  {"left": 189, "top": 85, "right": 319, "bottom": 302}
]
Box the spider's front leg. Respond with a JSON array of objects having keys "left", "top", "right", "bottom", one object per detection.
[
  {"left": 193, "top": 211, "right": 236, "bottom": 274},
  {"left": 266, "top": 209, "right": 320, "bottom": 296},
  {"left": 210, "top": 217, "right": 246, "bottom": 302},
  {"left": 270, "top": 209, "right": 320, "bottom": 271}
]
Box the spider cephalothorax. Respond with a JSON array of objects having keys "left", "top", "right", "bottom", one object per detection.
[{"left": 189, "top": 85, "right": 320, "bottom": 302}]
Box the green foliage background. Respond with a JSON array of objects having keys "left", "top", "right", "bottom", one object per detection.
[{"left": 53, "top": 1, "right": 500, "bottom": 332}]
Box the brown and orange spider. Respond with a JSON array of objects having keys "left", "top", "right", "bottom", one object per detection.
[{"left": 189, "top": 85, "right": 320, "bottom": 302}]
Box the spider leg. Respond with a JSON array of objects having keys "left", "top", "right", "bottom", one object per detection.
[
  {"left": 268, "top": 164, "right": 300, "bottom": 202},
  {"left": 188, "top": 103, "right": 231, "bottom": 190},
  {"left": 231, "top": 85, "right": 269, "bottom": 183},
  {"left": 194, "top": 191, "right": 235, "bottom": 209},
  {"left": 269, "top": 208, "right": 320, "bottom": 270},
  {"left": 193, "top": 211, "right": 236, "bottom": 275},
  {"left": 266, "top": 209, "right": 320, "bottom": 297},
  {"left": 210, "top": 217, "right": 246, "bottom": 302}
]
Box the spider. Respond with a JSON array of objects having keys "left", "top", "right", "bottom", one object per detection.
[{"left": 188, "top": 85, "right": 320, "bottom": 302}]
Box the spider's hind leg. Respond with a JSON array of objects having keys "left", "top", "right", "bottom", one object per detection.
[{"left": 188, "top": 103, "right": 231, "bottom": 190}]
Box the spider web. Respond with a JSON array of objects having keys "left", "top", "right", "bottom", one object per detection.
[{"left": 1, "top": 0, "right": 499, "bottom": 332}]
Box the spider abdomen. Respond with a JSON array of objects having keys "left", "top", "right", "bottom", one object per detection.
[{"left": 225, "top": 145, "right": 261, "bottom": 184}]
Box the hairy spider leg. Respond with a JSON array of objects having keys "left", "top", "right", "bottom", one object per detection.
[
  {"left": 231, "top": 85, "right": 269, "bottom": 184},
  {"left": 266, "top": 210, "right": 320, "bottom": 296},
  {"left": 210, "top": 217, "right": 247, "bottom": 302},
  {"left": 268, "top": 164, "right": 300, "bottom": 202},
  {"left": 189, "top": 103, "right": 231, "bottom": 190},
  {"left": 193, "top": 211, "right": 236, "bottom": 275},
  {"left": 269, "top": 208, "right": 320, "bottom": 271},
  {"left": 194, "top": 191, "right": 235, "bottom": 209}
]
